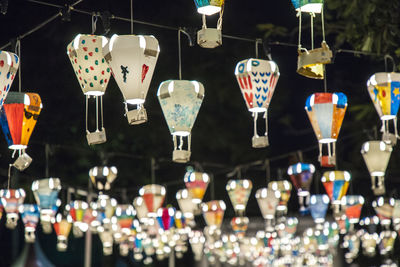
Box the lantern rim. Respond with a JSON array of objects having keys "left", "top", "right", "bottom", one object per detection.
[
  {"left": 9, "top": 144, "right": 27, "bottom": 150},
  {"left": 249, "top": 107, "right": 267, "bottom": 113},
  {"left": 84, "top": 91, "right": 105, "bottom": 96},
  {"left": 126, "top": 98, "right": 145, "bottom": 105},
  {"left": 197, "top": 6, "right": 221, "bottom": 16},
  {"left": 319, "top": 138, "right": 336, "bottom": 144},
  {"left": 296, "top": 3, "right": 322, "bottom": 13}
]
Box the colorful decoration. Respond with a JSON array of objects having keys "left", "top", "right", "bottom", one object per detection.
[
  {"left": 189, "top": 230, "right": 205, "bottom": 261},
  {"left": 89, "top": 166, "right": 117, "bottom": 193},
  {"left": 202, "top": 200, "right": 226, "bottom": 228},
  {"left": 103, "top": 34, "right": 160, "bottom": 125},
  {"left": 255, "top": 188, "right": 279, "bottom": 230},
  {"left": 373, "top": 197, "right": 394, "bottom": 226},
  {"left": 67, "top": 34, "right": 111, "bottom": 145},
  {"left": 68, "top": 200, "right": 89, "bottom": 237},
  {"left": 139, "top": 184, "right": 166, "bottom": 217},
  {"left": 53, "top": 213, "right": 72, "bottom": 252},
  {"left": 231, "top": 216, "right": 249, "bottom": 238},
  {"left": 361, "top": 141, "right": 392, "bottom": 196},
  {"left": 287, "top": 162, "right": 315, "bottom": 214},
  {"left": 321, "top": 171, "right": 351, "bottom": 204},
  {"left": 226, "top": 179, "right": 253, "bottom": 216},
  {"left": 367, "top": 72, "right": 400, "bottom": 145},
  {"left": 310, "top": 194, "right": 330, "bottom": 224},
  {"left": 157, "top": 80, "right": 204, "bottom": 163},
  {"left": 31, "top": 178, "right": 61, "bottom": 234},
  {"left": 19, "top": 204, "right": 40, "bottom": 243},
  {"left": 98, "top": 225, "right": 114, "bottom": 255},
  {"left": 184, "top": 169, "right": 209, "bottom": 203},
  {"left": 157, "top": 207, "right": 175, "bottom": 231},
  {"left": 268, "top": 180, "right": 292, "bottom": 213},
  {"left": 0, "top": 188, "right": 26, "bottom": 229},
  {"left": 195, "top": 0, "right": 224, "bottom": 48},
  {"left": 341, "top": 195, "right": 364, "bottom": 224},
  {"left": 234, "top": 59, "right": 280, "bottom": 148},
  {"left": 133, "top": 196, "right": 148, "bottom": 223},
  {"left": 0, "top": 50, "right": 19, "bottom": 108},
  {"left": 194, "top": 0, "right": 224, "bottom": 15},
  {"left": 176, "top": 189, "right": 196, "bottom": 220},
  {"left": 305, "top": 92, "right": 347, "bottom": 167}
]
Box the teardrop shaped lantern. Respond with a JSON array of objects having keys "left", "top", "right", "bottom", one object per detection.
[
  {"left": 226, "top": 179, "right": 253, "bottom": 216},
  {"left": 305, "top": 92, "right": 347, "bottom": 167},
  {"left": 157, "top": 80, "right": 205, "bottom": 163},
  {"left": 68, "top": 200, "right": 89, "bottom": 237},
  {"left": 139, "top": 184, "right": 166, "bottom": 218},
  {"left": 0, "top": 92, "right": 42, "bottom": 170},
  {"left": 287, "top": 162, "right": 315, "bottom": 214},
  {"left": 0, "top": 51, "right": 19, "bottom": 107},
  {"left": 373, "top": 197, "right": 394, "bottom": 226},
  {"left": 201, "top": 200, "right": 226, "bottom": 228},
  {"left": 115, "top": 204, "right": 136, "bottom": 235},
  {"left": 103, "top": 34, "right": 160, "bottom": 124},
  {"left": 361, "top": 141, "right": 392, "bottom": 196},
  {"left": 53, "top": 213, "right": 72, "bottom": 252},
  {"left": 67, "top": 34, "right": 111, "bottom": 145},
  {"left": 235, "top": 59, "right": 280, "bottom": 148},
  {"left": 132, "top": 196, "right": 148, "bottom": 223},
  {"left": 268, "top": 180, "right": 292, "bottom": 214},
  {"left": 184, "top": 169, "right": 209, "bottom": 204},
  {"left": 32, "top": 178, "right": 61, "bottom": 234},
  {"left": 379, "top": 230, "right": 397, "bottom": 256},
  {"left": 341, "top": 195, "right": 364, "bottom": 224},
  {"left": 310, "top": 194, "right": 330, "bottom": 225},
  {"left": 189, "top": 230, "right": 205, "bottom": 261},
  {"left": 176, "top": 189, "right": 196, "bottom": 220},
  {"left": 321, "top": 170, "right": 351, "bottom": 206},
  {"left": 367, "top": 72, "right": 400, "bottom": 145},
  {"left": 157, "top": 207, "right": 175, "bottom": 231},
  {"left": 231, "top": 216, "right": 249, "bottom": 238},
  {"left": 19, "top": 204, "right": 40, "bottom": 243},
  {"left": 194, "top": 0, "right": 224, "bottom": 48},
  {"left": 89, "top": 166, "right": 117, "bottom": 193},
  {"left": 0, "top": 188, "right": 26, "bottom": 229},
  {"left": 255, "top": 188, "right": 279, "bottom": 232}
]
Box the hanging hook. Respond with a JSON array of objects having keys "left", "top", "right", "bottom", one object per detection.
[
  {"left": 14, "top": 39, "right": 22, "bottom": 92},
  {"left": 384, "top": 54, "right": 396, "bottom": 72},
  {"left": 177, "top": 28, "right": 193, "bottom": 80},
  {"left": 91, "top": 12, "right": 98, "bottom": 34},
  {"left": 255, "top": 38, "right": 262, "bottom": 59},
  {"left": 130, "top": 0, "right": 133, "bottom": 34}
]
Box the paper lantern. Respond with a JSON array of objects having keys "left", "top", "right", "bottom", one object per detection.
[
  {"left": 367, "top": 72, "right": 400, "bottom": 145},
  {"left": 393, "top": 200, "right": 400, "bottom": 225},
  {"left": 291, "top": 0, "right": 323, "bottom": 13},
  {"left": 287, "top": 162, "right": 315, "bottom": 214},
  {"left": 102, "top": 34, "right": 160, "bottom": 125},
  {"left": 176, "top": 189, "right": 196, "bottom": 220},
  {"left": 255, "top": 188, "right": 279, "bottom": 221},
  {"left": 310, "top": 194, "right": 330, "bottom": 224},
  {"left": 53, "top": 213, "right": 72, "bottom": 252},
  {"left": 93, "top": 194, "right": 117, "bottom": 225},
  {"left": 305, "top": 92, "right": 347, "bottom": 167},
  {"left": 31, "top": 178, "right": 61, "bottom": 234},
  {"left": 89, "top": 166, "right": 117, "bottom": 193},
  {"left": 184, "top": 169, "right": 209, "bottom": 204},
  {"left": 139, "top": 184, "right": 166, "bottom": 217},
  {"left": 226, "top": 179, "right": 252, "bottom": 216},
  {"left": 378, "top": 230, "right": 397, "bottom": 256},
  {"left": 341, "top": 195, "right": 364, "bottom": 224},
  {"left": 0, "top": 92, "right": 42, "bottom": 170},
  {"left": 132, "top": 196, "right": 148, "bottom": 223},
  {"left": 0, "top": 50, "right": 19, "bottom": 107},
  {"left": 0, "top": 188, "right": 25, "bottom": 229},
  {"left": 201, "top": 200, "right": 226, "bottom": 228},
  {"left": 321, "top": 171, "right": 351, "bottom": 204},
  {"left": 157, "top": 207, "right": 175, "bottom": 231},
  {"left": 68, "top": 200, "right": 89, "bottom": 237},
  {"left": 268, "top": 180, "right": 292, "bottom": 213},
  {"left": 157, "top": 80, "right": 204, "bottom": 162},
  {"left": 98, "top": 225, "right": 114, "bottom": 255},
  {"left": 115, "top": 204, "right": 135, "bottom": 234},
  {"left": 373, "top": 197, "right": 394, "bottom": 226},
  {"left": 343, "top": 231, "right": 361, "bottom": 263},
  {"left": 231, "top": 216, "right": 249, "bottom": 239},
  {"left": 67, "top": 34, "right": 111, "bottom": 145},
  {"left": 361, "top": 141, "right": 392, "bottom": 196},
  {"left": 360, "top": 230, "right": 379, "bottom": 257},
  {"left": 19, "top": 204, "right": 40, "bottom": 243},
  {"left": 234, "top": 59, "right": 280, "bottom": 148},
  {"left": 194, "top": 0, "right": 223, "bottom": 15},
  {"left": 189, "top": 230, "right": 205, "bottom": 261},
  {"left": 174, "top": 210, "right": 188, "bottom": 233},
  {"left": 194, "top": 0, "right": 224, "bottom": 48}
]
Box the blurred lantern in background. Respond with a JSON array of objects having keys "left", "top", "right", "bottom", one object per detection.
[
  {"left": 268, "top": 180, "right": 292, "bottom": 215},
  {"left": 367, "top": 72, "right": 400, "bottom": 145},
  {"left": 139, "top": 184, "right": 166, "bottom": 218},
  {"left": 184, "top": 169, "right": 209, "bottom": 204},
  {"left": 255, "top": 188, "right": 279, "bottom": 232},
  {"left": 98, "top": 224, "right": 114, "bottom": 256},
  {"left": 32, "top": 178, "right": 61, "bottom": 234},
  {"left": 321, "top": 171, "right": 351, "bottom": 205},
  {"left": 378, "top": 230, "right": 397, "bottom": 260},
  {"left": 157, "top": 80, "right": 205, "bottom": 163},
  {"left": 67, "top": 34, "right": 111, "bottom": 145},
  {"left": 89, "top": 166, "right": 117, "bottom": 193},
  {"left": 103, "top": 34, "right": 160, "bottom": 124},
  {"left": 115, "top": 204, "right": 136, "bottom": 256},
  {"left": 93, "top": 194, "right": 117, "bottom": 226},
  {"left": 53, "top": 213, "right": 72, "bottom": 252},
  {"left": 373, "top": 197, "right": 394, "bottom": 227},
  {"left": 202, "top": 200, "right": 226, "bottom": 229},
  {"left": 341, "top": 195, "right": 364, "bottom": 227},
  {"left": 226, "top": 179, "right": 252, "bottom": 216},
  {"left": 176, "top": 189, "right": 196, "bottom": 222},
  {"left": 133, "top": 196, "right": 148, "bottom": 223},
  {"left": 305, "top": 92, "right": 347, "bottom": 167},
  {"left": 231, "top": 216, "right": 249, "bottom": 239},
  {"left": 0, "top": 92, "right": 42, "bottom": 170},
  {"left": 0, "top": 188, "right": 25, "bottom": 229},
  {"left": 68, "top": 200, "right": 89, "bottom": 237},
  {"left": 361, "top": 141, "right": 392, "bottom": 196},
  {"left": 287, "top": 162, "right": 315, "bottom": 214},
  {"left": 0, "top": 50, "right": 19, "bottom": 107},
  {"left": 157, "top": 207, "right": 175, "bottom": 232},
  {"left": 234, "top": 59, "right": 280, "bottom": 148},
  {"left": 19, "top": 204, "right": 39, "bottom": 243},
  {"left": 309, "top": 194, "right": 330, "bottom": 226},
  {"left": 194, "top": 0, "right": 224, "bottom": 48},
  {"left": 360, "top": 230, "right": 380, "bottom": 257},
  {"left": 189, "top": 230, "right": 205, "bottom": 261}
]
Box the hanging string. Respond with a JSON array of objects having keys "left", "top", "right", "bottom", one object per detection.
[
  {"left": 202, "top": 14, "right": 207, "bottom": 29},
  {"left": 321, "top": 6, "right": 326, "bottom": 42},
  {"left": 384, "top": 54, "right": 396, "bottom": 72},
  {"left": 178, "top": 29, "right": 182, "bottom": 80},
  {"left": 255, "top": 39, "right": 262, "bottom": 59},
  {"left": 323, "top": 66, "right": 328, "bottom": 93},
  {"left": 7, "top": 164, "right": 12, "bottom": 190},
  {"left": 85, "top": 95, "right": 89, "bottom": 132},
  {"left": 15, "top": 39, "right": 22, "bottom": 92},
  {"left": 96, "top": 96, "right": 99, "bottom": 131},
  {"left": 217, "top": 4, "right": 224, "bottom": 30},
  {"left": 100, "top": 96, "right": 104, "bottom": 129},
  {"left": 91, "top": 13, "right": 98, "bottom": 34},
  {"left": 130, "top": 0, "right": 133, "bottom": 34},
  {"left": 297, "top": 10, "right": 302, "bottom": 49},
  {"left": 310, "top": 13, "right": 314, "bottom": 50}
]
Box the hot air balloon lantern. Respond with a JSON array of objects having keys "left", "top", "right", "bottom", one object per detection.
[
  {"left": 32, "top": 178, "right": 61, "bottom": 234},
  {"left": 103, "top": 34, "right": 160, "bottom": 125},
  {"left": 305, "top": 92, "right": 347, "bottom": 167},
  {"left": 157, "top": 80, "right": 204, "bottom": 163},
  {"left": 189, "top": 230, "right": 205, "bottom": 261},
  {"left": 231, "top": 216, "right": 249, "bottom": 239},
  {"left": 255, "top": 188, "right": 279, "bottom": 232},
  {"left": 379, "top": 230, "right": 397, "bottom": 258},
  {"left": 98, "top": 224, "right": 114, "bottom": 255},
  {"left": 67, "top": 34, "right": 111, "bottom": 145},
  {"left": 226, "top": 179, "right": 253, "bottom": 216},
  {"left": 341, "top": 195, "right": 364, "bottom": 226},
  {"left": 373, "top": 197, "right": 395, "bottom": 227},
  {"left": 94, "top": 194, "right": 117, "bottom": 225},
  {"left": 184, "top": 169, "right": 209, "bottom": 204},
  {"left": 321, "top": 171, "right": 351, "bottom": 205},
  {"left": 367, "top": 72, "right": 400, "bottom": 145},
  {"left": 174, "top": 210, "right": 189, "bottom": 234},
  {"left": 0, "top": 92, "right": 42, "bottom": 170},
  {"left": 0, "top": 188, "right": 26, "bottom": 229},
  {"left": 287, "top": 162, "right": 315, "bottom": 214},
  {"left": 194, "top": 0, "right": 224, "bottom": 48},
  {"left": 19, "top": 204, "right": 40, "bottom": 243},
  {"left": 53, "top": 213, "right": 73, "bottom": 252},
  {"left": 234, "top": 59, "right": 280, "bottom": 148},
  {"left": 361, "top": 141, "right": 392, "bottom": 196},
  {"left": 157, "top": 207, "right": 175, "bottom": 232},
  {"left": 309, "top": 194, "right": 330, "bottom": 226},
  {"left": 291, "top": 0, "right": 332, "bottom": 79},
  {"left": 139, "top": 184, "right": 166, "bottom": 218},
  {"left": 202, "top": 200, "right": 226, "bottom": 229},
  {"left": 268, "top": 180, "right": 292, "bottom": 214},
  {"left": 393, "top": 200, "right": 400, "bottom": 226},
  {"left": 89, "top": 166, "right": 117, "bottom": 194},
  {"left": 0, "top": 50, "right": 19, "bottom": 107},
  {"left": 133, "top": 196, "right": 149, "bottom": 223},
  {"left": 68, "top": 200, "right": 89, "bottom": 237},
  {"left": 176, "top": 189, "right": 197, "bottom": 221},
  {"left": 115, "top": 204, "right": 136, "bottom": 235}
]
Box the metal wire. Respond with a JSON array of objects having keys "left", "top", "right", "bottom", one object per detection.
[{"left": 130, "top": 0, "right": 133, "bottom": 34}]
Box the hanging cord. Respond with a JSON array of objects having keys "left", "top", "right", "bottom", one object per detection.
[
  {"left": 91, "top": 13, "right": 98, "bottom": 34},
  {"left": 7, "top": 164, "right": 12, "bottom": 190},
  {"left": 15, "top": 39, "right": 22, "bottom": 92},
  {"left": 255, "top": 38, "right": 262, "bottom": 59},
  {"left": 130, "top": 0, "right": 134, "bottom": 34},
  {"left": 217, "top": 4, "right": 224, "bottom": 30},
  {"left": 297, "top": 10, "right": 302, "bottom": 50},
  {"left": 384, "top": 54, "right": 396, "bottom": 72},
  {"left": 178, "top": 29, "right": 182, "bottom": 80},
  {"left": 96, "top": 96, "right": 99, "bottom": 131},
  {"left": 253, "top": 112, "right": 258, "bottom": 137},
  {"left": 100, "top": 95, "right": 104, "bottom": 129},
  {"left": 321, "top": 5, "right": 326, "bottom": 42},
  {"left": 85, "top": 95, "right": 89, "bottom": 132},
  {"left": 310, "top": 12, "right": 314, "bottom": 50},
  {"left": 264, "top": 110, "right": 268, "bottom": 136},
  {"left": 323, "top": 65, "right": 327, "bottom": 93},
  {"left": 202, "top": 14, "right": 207, "bottom": 29}
]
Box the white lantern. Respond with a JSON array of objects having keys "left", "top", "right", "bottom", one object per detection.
[{"left": 0, "top": 50, "right": 19, "bottom": 108}]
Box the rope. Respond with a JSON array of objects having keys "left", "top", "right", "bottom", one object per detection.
[
  {"left": 253, "top": 112, "right": 258, "bottom": 137},
  {"left": 202, "top": 14, "right": 207, "bottom": 29},
  {"left": 100, "top": 96, "right": 104, "bottom": 129},
  {"left": 297, "top": 10, "right": 302, "bottom": 49},
  {"left": 178, "top": 29, "right": 182, "bottom": 80},
  {"left": 96, "top": 96, "right": 99, "bottom": 131},
  {"left": 15, "top": 39, "right": 22, "bottom": 92},
  {"left": 130, "top": 0, "right": 133, "bottom": 34},
  {"left": 321, "top": 6, "right": 326, "bottom": 42},
  {"left": 310, "top": 13, "right": 314, "bottom": 50},
  {"left": 7, "top": 164, "right": 12, "bottom": 189},
  {"left": 85, "top": 95, "right": 88, "bottom": 132},
  {"left": 255, "top": 39, "right": 262, "bottom": 59},
  {"left": 217, "top": 3, "right": 224, "bottom": 30}
]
